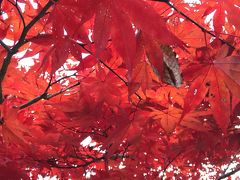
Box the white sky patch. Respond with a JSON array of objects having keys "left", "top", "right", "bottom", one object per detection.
[
  {"left": 2, "top": 13, "right": 8, "bottom": 20},
  {"left": 80, "top": 136, "right": 92, "bottom": 147},
  {"left": 18, "top": 56, "right": 36, "bottom": 70},
  {"left": 16, "top": 49, "right": 38, "bottom": 70},
  {"left": 184, "top": 0, "right": 201, "bottom": 3},
  {"left": 37, "top": 175, "right": 58, "bottom": 180},
  {"left": 84, "top": 169, "right": 96, "bottom": 179},
  {"left": 204, "top": 10, "right": 215, "bottom": 30},
  {"left": 119, "top": 162, "right": 126, "bottom": 169},
  {"left": 3, "top": 38, "right": 14, "bottom": 46},
  {"left": 29, "top": 0, "right": 38, "bottom": 9},
  {"left": 199, "top": 162, "right": 240, "bottom": 179}
]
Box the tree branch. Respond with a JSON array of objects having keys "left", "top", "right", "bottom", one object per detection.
[
  {"left": 161, "top": 151, "right": 182, "bottom": 179},
  {"left": 45, "top": 81, "right": 80, "bottom": 100},
  {"left": 16, "top": 73, "right": 76, "bottom": 109},
  {"left": 223, "top": 150, "right": 240, "bottom": 174},
  {"left": 0, "top": 0, "right": 57, "bottom": 103},
  {"left": 77, "top": 43, "right": 142, "bottom": 101},
  {"left": 46, "top": 152, "right": 130, "bottom": 169},
  {"left": 217, "top": 166, "right": 240, "bottom": 180},
  {"left": 50, "top": 72, "right": 77, "bottom": 86},
  {"left": 0, "top": 40, "right": 11, "bottom": 52},
  {"left": 16, "top": 69, "right": 92, "bottom": 109},
  {"left": 153, "top": 0, "right": 236, "bottom": 50},
  {"left": 47, "top": 156, "right": 105, "bottom": 169},
  {"left": 7, "top": 0, "right": 26, "bottom": 27},
  {"left": 217, "top": 149, "right": 240, "bottom": 179},
  {"left": 17, "top": 92, "right": 47, "bottom": 109},
  {"left": 17, "top": 81, "right": 80, "bottom": 109}
]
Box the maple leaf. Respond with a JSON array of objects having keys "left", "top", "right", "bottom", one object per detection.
[
  {"left": 180, "top": 110, "right": 212, "bottom": 132},
  {"left": 46, "top": 92, "right": 99, "bottom": 131},
  {"left": 182, "top": 44, "right": 239, "bottom": 132},
  {"left": 148, "top": 87, "right": 211, "bottom": 133},
  {"left": 129, "top": 61, "right": 159, "bottom": 96},
  {"left": 183, "top": 65, "right": 230, "bottom": 131},
  {"left": 214, "top": 55, "right": 240, "bottom": 97},
  {"left": 63, "top": 0, "right": 184, "bottom": 75},
  {"left": 101, "top": 109, "right": 131, "bottom": 158},
  {"left": 119, "top": 0, "right": 184, "bottom": 47},
  {"left": 93, "top": 1, "right": 112, "bottom": 56},
  {"left": 150, "top": 105, "right": 181, "bottom": 134},
  {"left": 0, "top": 0, "right": 240, "bottom": 179},
  {"left": 0, "top": 100, "right": 31, "bottom": 145},
  {"left": 139, "top": 33, "right": 164, "bottom": 78},
  {"left": 129, "top": 32, "right": 182, "bottom": 97},
  {"left": 202, "top": 0, "right": 240, "bottom": 34},
  {"left": 30, "top": 34, "right": 82, "bottom": 73}
]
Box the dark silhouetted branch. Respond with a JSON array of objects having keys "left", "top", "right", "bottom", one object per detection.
[
  {"left": 77, "top": 42, "right": 143, "bottom": 101},
  {"left": 217, "top": 166, "right": 240, "bottom": 180},
  {"left": 16, "top": 73, "right": 77, "bottom": 109},
  {"left": 17, "top": 81, "right": 80, "bottom": 109},
  {"left": 0, "top": 40, "right": 10, "bottom": 52},
  {"left": 153, "top": 0, "right": 236, "bottom": 50},
  {"left": 45, "top": 81, "right": 80, "bottom": 99},
  {"left": 7, "top": 0, "right": 26, "bottom": 27},
  {"left": 0, "top": 0, "right": 57, "bottom": 103}
]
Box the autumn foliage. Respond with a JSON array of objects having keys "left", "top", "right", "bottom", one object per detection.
[{"left": 0, "top": 0, "right": 240, "bottom": 179}]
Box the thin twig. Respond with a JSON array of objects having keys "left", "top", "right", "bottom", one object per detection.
[
  {"left": 50, "top": 72, "right": 77, "bottom": 86},
  {"left": 17, "top": 81, "right": 80, "bottom": 109},
  {"left": 47, "top": 152, "right": 130, "bottom": 169},
  {"left": 217, "top": 149, "right": 240, "bottom": 179},
  {"left": 16, "top": 69, "right": 92, "bottom": 109},
  {"left": 45, "top": 111, "right": 108, "bottom": 137},
  {"left": 153, "top": 0, "right": 236, "bottom": 50},
  {"left": 7, "top": 0, "right": 26, "bottom": 27},
  {"left": 99, "top": 59, "right": 128, "bottom": 86},
  {"left": 48, "top": 156, "right": 105, "bottom": 169},
  {"left": 161, "top": 151, "right": 182, "bottom": 179},
  {"left": 217, "top": 166, "right": 240, "bottom": 180},
  {"left": 0, "top": 40, "right": 11, "bottom": 52},
  {"left": 77, "top": 42, "right": 143, "bottom": 101},
  {"left": 46, "top": 81, "right": 80, "bottom": 99},
  {"left": 0, "top": 0, "right": 57, "bottom": 103}
]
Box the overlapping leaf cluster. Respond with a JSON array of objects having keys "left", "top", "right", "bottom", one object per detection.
[{"left": 0, "top": 0, "right": 239, "bottom": 179}]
